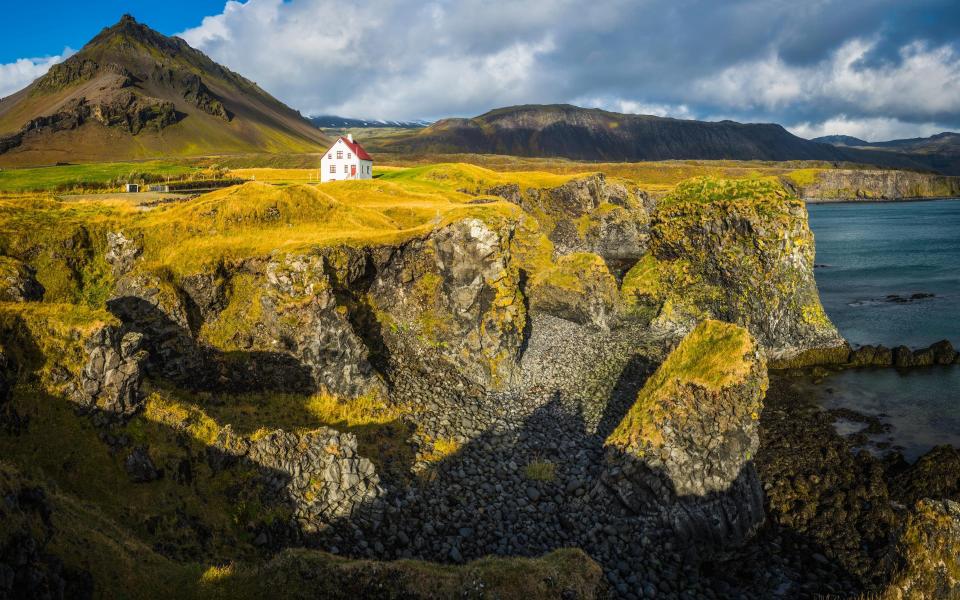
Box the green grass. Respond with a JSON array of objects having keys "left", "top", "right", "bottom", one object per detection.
[
  {"left": 0, "top": 160, "right": 198, "bottom": 193},
  {"left": 523, "top": 459, "right": 557, "bottom": 482}
]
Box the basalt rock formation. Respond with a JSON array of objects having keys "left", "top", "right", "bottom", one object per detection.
[
  {"left": 0, "top": 170, "right": 866, "bottom": 598},
  {"left": 603, "top": 320, "right": 768, "bottom": 550},
  {"left": 76, "top": 326, "right": 148, "bottom": 419},
  {"left": 622, "top": 178, "right": 845, "bottom": 362}
]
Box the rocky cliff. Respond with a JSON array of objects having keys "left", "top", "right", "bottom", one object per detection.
[
  {"left": 788, "top": 168, "right": 960, "bottom": 201},
  {"left": 0, "top": 168, "right": 857, "bottom": 598},
  {"left": 622, "top": 177, "right": 845, "bottom": 361}
]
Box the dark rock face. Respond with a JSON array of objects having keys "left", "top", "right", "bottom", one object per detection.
[
  {"left": 244, "top": 428, "right": 384, "bottom": 534},
  {"left": 603, "top": 321, "right": 768, "bottom": 551},
  {"left": 371, "top": 218, "right": 525, "bottom": 389},
  {"left": 0, "top": 257, "right": 44, "bottom": 302},
  {"left": 124, "top": 446, "right": 162, "bottom": 483},
  {"left": 76, "top": 327, "right": 147, "bottom": 418}
]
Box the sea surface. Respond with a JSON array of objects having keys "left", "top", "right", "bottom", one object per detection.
[{"left": 804, "top": 199, "right": 960, "bottom": 461}]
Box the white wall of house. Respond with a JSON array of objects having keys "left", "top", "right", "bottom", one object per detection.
[{"left": 320, "top": 136, "right": 373, "bottom": 183}]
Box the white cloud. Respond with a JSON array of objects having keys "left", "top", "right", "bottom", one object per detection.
[
  {"left": 574, "top": 97, "right": 695, "bottom": 119},
  {"left": 695, "top": 38, "right": 960, "bottom": 121},
  {"left": 788, "top": 116, "right": 949, "bottom": 142},
  {"left": 0, "top": 48, "right": 74, "bottom": 98},
  {"left": 171, "top": 0, "right": 960, "bottom": 139}
]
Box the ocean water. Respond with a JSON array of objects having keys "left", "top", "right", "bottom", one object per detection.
[
  {"left": 807, "top": 199, "right": 960, "bottom": 349},
  {"left": 804, "top": 199, "right": 960, "bottom": 461}
]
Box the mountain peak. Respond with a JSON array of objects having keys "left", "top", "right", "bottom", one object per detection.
[{"left": 0, "top": 16, "right": 329, "bottom": 165}]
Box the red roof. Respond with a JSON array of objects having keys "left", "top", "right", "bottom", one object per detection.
[{"left": 339, "top": 136, "right": 373, "bottom": 161}]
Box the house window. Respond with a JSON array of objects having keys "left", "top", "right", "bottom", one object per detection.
[
  {"left": 327, "top": 153, "right": 332, "bottom": 159},
  {"left": 336, "top": 151, "right": 343, "bottom": 159},
  {"left": 347, "top": 153, "right": 352, "bottom": 159},
  {"left": 329, "top": 164, "right": 336, "bottom": 173}
]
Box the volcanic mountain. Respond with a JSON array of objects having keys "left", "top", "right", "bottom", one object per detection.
[
  {"left": 0, "top": 15, "right": 330, "bottom": 165},
  {"left": 380, "top": 104, "right": 942, "bottom": 172}
]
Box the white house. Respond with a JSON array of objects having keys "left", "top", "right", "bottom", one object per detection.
[{"left": 320, "top": 134, "right": 373, "bottom": 183}]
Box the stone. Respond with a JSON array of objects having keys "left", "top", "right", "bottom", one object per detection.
[{"left": 76, "top": 326, "right": 148, "bottom": 418}]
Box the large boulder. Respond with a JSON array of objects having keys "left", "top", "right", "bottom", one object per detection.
[
  {"left": 526, "top": 252, "right": 620, "bottom": 329},
  {"left": 629, "top": 177, "right": 844, "bottom": 362},
  {"left": 603, "top": 319, "right": 768, "bottom": 549}
]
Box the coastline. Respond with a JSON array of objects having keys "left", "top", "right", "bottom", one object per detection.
[{"left": 804, "top": 195, "right": 960, "bottom": 204}]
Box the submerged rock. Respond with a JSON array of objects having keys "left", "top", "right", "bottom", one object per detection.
[{"left": 603, "top": 320, "right": 768, "bottom": 550}]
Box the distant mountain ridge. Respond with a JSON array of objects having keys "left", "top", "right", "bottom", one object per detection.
[
  {"left": 814, "top": 131, "right": 960, "bottom": 175},
  {"left": 310, "top": 115, "right": 430, "bottom": 129},
  {"left": 378, "top": 104, "right": 946, "bottom": 172},
  {"left": 0, "top": 15, "right": 329, "bottom": 165},
  {"left": 812, "top": 135, "right": 870, "bottom": 147}
]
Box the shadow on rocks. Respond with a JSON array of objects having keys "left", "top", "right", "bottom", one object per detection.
[{"left": 107, "top": 295, "right": 316, "bottom": 394}]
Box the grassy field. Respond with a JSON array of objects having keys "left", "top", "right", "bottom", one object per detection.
[{"left": 0, "top": 160, "right": 199, "bottom": 192}]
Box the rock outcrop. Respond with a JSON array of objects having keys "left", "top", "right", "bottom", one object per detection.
[
  {"left": 371, "top": 218, "right": 525, "bottom": 389},
  {"left": 626, "top": 178, "right": 845, "bottom": 361},
  {"left": 880, "top": 499, "right": 960, "bottom": 599},
  {"left": 76, "top": 326, "right": 147, "bottom": 418},
  {"left": 243, "top": 428, "right": 384, "bottom": 534},
  {"left": 0, "top": 257, "right": 44, "bottom": 302},
  {"left": 603, "top": 320, "right": 768, "bottom": 550}
]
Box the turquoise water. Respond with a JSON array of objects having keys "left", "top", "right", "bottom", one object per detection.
[{"left": 805, "top": 199, "right": 960, "bottom": 461}]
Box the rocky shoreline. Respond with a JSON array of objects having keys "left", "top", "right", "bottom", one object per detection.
[{"left": 2, "top": 170, "right": 959, "bottom": 598}]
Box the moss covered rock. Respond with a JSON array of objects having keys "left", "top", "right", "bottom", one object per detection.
[
  {"left": 527, "top": 252, "right": 619, "bottom": 328},
  {"left": 880, "top": 499, "right": 960, "bottom": 599},
  {"left": 604, "top": 319, "right": 768, "bottom": 549},
  {"left": 635, "top": 177, "right": 844, "bottom": 361}
]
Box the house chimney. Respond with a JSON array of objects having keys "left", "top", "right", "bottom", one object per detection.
[{"left": 347, "top": 134, "right": 353, "bottom": 143}]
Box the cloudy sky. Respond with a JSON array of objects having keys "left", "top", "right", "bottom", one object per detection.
[{"left": 2, "top": 0, "right": 959, "bottom": 141}]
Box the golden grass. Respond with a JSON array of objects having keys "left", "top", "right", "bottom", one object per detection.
[{"left": 134, "top": 178, "right": 520, "bottom": 274}]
